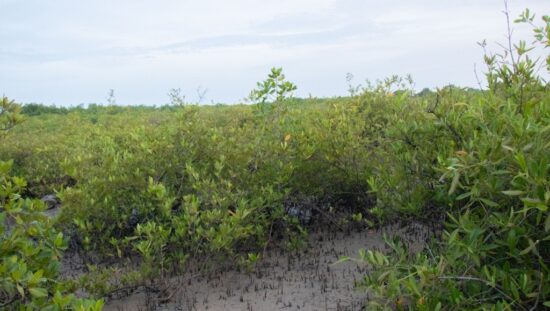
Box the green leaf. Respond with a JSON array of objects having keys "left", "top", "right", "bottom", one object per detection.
[
  {"left": 519, "top": 239, "right": 538, "bottom": 256},
  {"left": 456, "top": 191, "right": 471, "bottom": 200},
  {"left": 17, "top": 284, "right": 25, "bottom": 298},
  {"left": 502, "top": 190, "right": 525, "bottom": 196},
  {"left": 29, "top": 270, "right": 44, "bottom": 285},
  {"left": 515, "top": 153, "right": 528, "bottom": 173},
  {"left": 54, "top": 232, "right": 64, "bottom": 248},
  {"left": 29, "top": 287, "right": 49, "bottom": 298},
  {"left": 449, "top": 172, "right": 460, "bottom": 195},
  {"left": 479, "top": 198, "right": 498, "bottom": 207}
]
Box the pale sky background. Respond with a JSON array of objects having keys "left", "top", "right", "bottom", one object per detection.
[{"left": 1, "top": 0, "right": 549, "bottom": 106}]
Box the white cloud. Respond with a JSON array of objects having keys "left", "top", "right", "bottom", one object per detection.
[{"left": 1, "top": 0, "right": 549, "bottom": 105}]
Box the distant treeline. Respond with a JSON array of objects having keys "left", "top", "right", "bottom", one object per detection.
[
  {"left": 20, "top": 103, "right": 176, "bottom": 116},
  {"left": 20, "top": 86, "right": 483, "bottom": 116}
]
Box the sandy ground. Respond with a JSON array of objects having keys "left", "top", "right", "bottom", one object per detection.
[{"left": 102, "top": 223, "right": 430, "bottom": 311}]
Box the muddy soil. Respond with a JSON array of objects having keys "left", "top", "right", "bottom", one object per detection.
[{"left": 102, "top": 223, "right": 430, "bottom": 311}]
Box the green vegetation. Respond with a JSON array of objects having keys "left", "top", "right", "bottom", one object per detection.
[
  {"left": 0, "top": 6, "right": 548, "bottom": 311},
  {"left": 1, "top": 97, "right": 23, "bottom": 135},
  {"left": 343, "top": 10, "right": 550, "bottom": 310},
  {"left": 1, "top": 97, "right": 103, "bottom": 310}
]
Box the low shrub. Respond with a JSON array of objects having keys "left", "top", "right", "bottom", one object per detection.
[{"left": 348, "top": 9, "right": 550, "bottom": 310}]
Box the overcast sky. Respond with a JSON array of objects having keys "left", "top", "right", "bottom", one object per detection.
[{"left": 1, "top": 0, "right": 549, "bottom": 106}]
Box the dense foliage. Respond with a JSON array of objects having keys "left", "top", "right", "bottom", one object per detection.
[
  {"left": 0, "top": 6, "right": 548, "bottom": 311},
  {"left": 1, "top": 97, "right": 103, "bottom": 310},
  {"left": 345, "top": 10, "right": 550, "bottom": 310}
]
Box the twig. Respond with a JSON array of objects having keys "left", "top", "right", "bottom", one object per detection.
[
  {"left": 474, "top": 63, "right": 484, "bottom": 90},
  {"left": 104, "top": 284, "right": 158, "bottom": 298},
  {"left": 528, "top": 270, "right": 543, "bottom": 311},
  {"left": 262, "top": 221, "right": 274, "bottom": 258},
  {"left": 311, "top": 205, "right": 343, "bottom": 229},
  {"left": 503, "top": 0, "right": 517, "bottom": 69}
]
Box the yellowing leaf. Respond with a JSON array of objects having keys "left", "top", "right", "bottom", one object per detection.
[{"left": 455, "top": 150, "right": 468, "bottom": 157}]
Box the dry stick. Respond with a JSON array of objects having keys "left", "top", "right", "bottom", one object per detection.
[
  {"left": 528, "top": 270, "right": 543, "bottom": 311},
  {"left": 502, "top": 0, "right": 530, "bottom": 114},
  {"left": 474, "top": 63, "right": 484, "bottom": 90},
  {"left": 311, "top": 205, "right": 344, "bottom": 230},
  {"left": 157, "top": 284, "right": 177, "bottom": 304},
  {"left": 104, "top": 273, "right": 201, "bottom": 301},
  {"left": 503, "top": 0, "right": 517, "bottom": 69},
  {"left": 104, "top": 284, "right": 159, "bottom": 298},
  {"left": 262, "top": 221, "right": 274, "bottom": 259}
]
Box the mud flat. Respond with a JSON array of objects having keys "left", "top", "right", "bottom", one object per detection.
[{"left": 103, "top": 222, "right": 430, "bottom": 311}]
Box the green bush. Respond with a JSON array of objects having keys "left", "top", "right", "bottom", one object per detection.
[
  {"left": 0, "top": 8, "right": 546, "bottom": 310},
  {"left": 347, "top": 9, "right": 550, "bottom": 310},
  {"left": 1, "top": 97, "right": 102, "bottom": 310}
]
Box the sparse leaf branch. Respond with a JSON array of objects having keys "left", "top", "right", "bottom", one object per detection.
[
  {"left": 248, "top": 67, "right": 297, "bottom": 113},
  {"left": 168, "top": 88, "right": 186, "bottom": 106},
  {"left": 0, "top": 96, "right": 22, "bottom": 134},
  {"left": 503, "top": 0, "right": 518, "bottom": 69}
]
